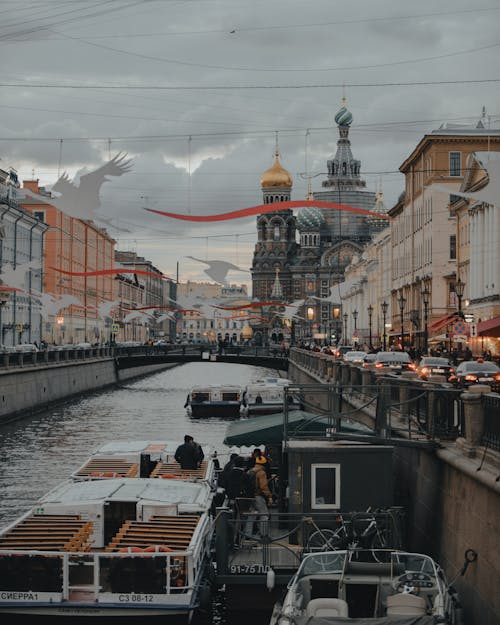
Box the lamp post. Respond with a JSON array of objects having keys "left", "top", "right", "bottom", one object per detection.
[
  {"left": 455, "top": 278, "right": 465, "bottom": 318},
  {"left": 398, "top": 294, "right": 406, "bottom": 350},
  {"left": 381, "top": 301, "right": 388, "bottom": 351},
  {"left": 367, "top": 304, "right": 373, "bottom": 351},
  {"left": 307, "top": 306, "right": 314, "bottom": 341},
  {"left": 352, "top": 309, "right": 358, "bottom": 346},
  {"left": 422, "top": 286, "right": 430, "bottom": 355},
  {"left": 343, "top": 313, "right": 348, "bottom": 345}
]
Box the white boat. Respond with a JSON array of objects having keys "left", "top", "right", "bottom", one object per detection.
[
  {"left": 270, "top": 549, "right": 463, "bottom": 625},
  {"left": 0, "top": 441, "right": 216, "bottom": 620},
  {"left": 240, "top": 379, "right": 302, "bottom": 417},
  {"left": 185, "top": 385, "right": 242, "bottom": 418}
]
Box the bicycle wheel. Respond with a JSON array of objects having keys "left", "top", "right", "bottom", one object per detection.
[{"left": 306, "top": 528, "right": 344, "bottom": 552}]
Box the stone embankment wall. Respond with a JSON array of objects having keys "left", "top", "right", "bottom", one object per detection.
[
  {"left": 288, "top": 348, "right": 500, "bottom": 625},
  {"left": 0, "top": 357, "right": 177, "bottom": 425}
]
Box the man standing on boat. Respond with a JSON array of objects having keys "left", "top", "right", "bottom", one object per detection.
[
  {"left": 175, "top": 435, "right": 202, "bottom": 470},
  {"left": 244, "top": 462, "right": 273, "bottom": 539}
]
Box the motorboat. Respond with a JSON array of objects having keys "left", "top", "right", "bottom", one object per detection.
[
  {"left": 270, "top": 549, "right": 463, "bottom": 625},
  {"left": 240, "top": 379, "right": 302, "bottom": 417},
  {"left": 185, "top": 384, "right": 242, "bottom": 418},
  {"left": 0, "top": 441, "right": 216, "bottom": 620}
]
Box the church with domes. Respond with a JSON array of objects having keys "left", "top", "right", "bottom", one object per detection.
[{"left": 250, "top": 100, "right": 388, "bottom": 342}]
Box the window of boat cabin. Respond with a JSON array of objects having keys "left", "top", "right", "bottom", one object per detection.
[{"left": 311, "top": 463, "right": 341, "bottom": 509}]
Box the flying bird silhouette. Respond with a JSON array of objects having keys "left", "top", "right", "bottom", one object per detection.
[
  {"left": 186, "top": 256, "right": 247, "bottom": 284},
  {"left": 0, "top": 261, "right": 41, "bottom": 291},
  {"left": 24, "top": 153, "right": 133, "bottom": 221}
]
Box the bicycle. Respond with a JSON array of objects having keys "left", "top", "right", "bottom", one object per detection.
[{"left": 305, "top": 509, "right": 387, "bottom": 562}]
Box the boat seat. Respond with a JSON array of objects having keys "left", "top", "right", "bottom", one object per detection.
[
  {"left": 305, "top": 598, "right": 349, "bottom": 618},
  {"left": 386, "top": 593, "right": 427, "bottom": 616}
]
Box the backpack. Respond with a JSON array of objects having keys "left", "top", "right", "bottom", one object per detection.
[{"left": 243, "top": 469, "right": 257, "bottom": 498}]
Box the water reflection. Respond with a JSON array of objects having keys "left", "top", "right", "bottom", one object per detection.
[{"left": 0, "top": 362, "right": 276, "bottom": 527}]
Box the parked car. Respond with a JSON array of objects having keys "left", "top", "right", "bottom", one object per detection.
[
  {"left": 343, "top": 350, "right": 368, "bottom": 363},
  {"left": 333, "top": 345, "right": 354, "bottom": 358},
  {"left": 417, "top": 356, "right": 454, "bottom": 380},
  {"left": 74, "top": 342, "right": 92, "bottom": 350},
  {"left": 362, "top": 353, "right": 378, "bottom": 367},
  {"left": 448, "top": 360, "right": 500, "bottom": 391},
  {"left": 374, "top": 351, "right": 415, "bottom": 373},
  {"left": 14, "top": 343, "right": 39, "bottom": 353}
]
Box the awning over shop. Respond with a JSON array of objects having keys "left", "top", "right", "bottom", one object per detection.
[
  {"left": 429, "top": 312, "right": 460, "bottom": 333},
  {"left": 223, "top": 410, "right": 371, "bottom": 447},
  {"left": 478, "top": 316, "right": 500, "bottom": 337}
]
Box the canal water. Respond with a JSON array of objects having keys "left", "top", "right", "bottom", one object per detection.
[{"left": 0, "top": 362, "right": 280, "bottom": 623}]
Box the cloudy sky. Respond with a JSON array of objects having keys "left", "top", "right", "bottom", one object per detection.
[{"left": 2, "top": 0, "right": 499, "bottom": 289}]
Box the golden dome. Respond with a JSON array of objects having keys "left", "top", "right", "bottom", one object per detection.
[{"left": 260, "top": 151, "right": 293, "bottom": 189}]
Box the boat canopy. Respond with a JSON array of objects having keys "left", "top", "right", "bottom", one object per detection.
[{"left": 223, "top": 410, "right": 370, "bottom": 446}]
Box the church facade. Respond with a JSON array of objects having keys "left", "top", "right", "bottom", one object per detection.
[{"left": 251, "top": 101, "right": 387, "bottom": 342}]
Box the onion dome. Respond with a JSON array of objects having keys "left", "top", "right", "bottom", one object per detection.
[
  {"left": 334, "top": 101, "right": 353, "bottom": 127},
  {"left": 296, "top": 205, "right": 325, "bottom": 230},
  {"left": 261, "top": 151, "right": 293, "bottom": 188}
]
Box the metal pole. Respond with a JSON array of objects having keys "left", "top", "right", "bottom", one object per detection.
[{"left": 367, "top": 305, "right": 373, "bottom": 350}]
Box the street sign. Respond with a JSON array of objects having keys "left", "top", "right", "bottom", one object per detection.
[
  {"left": 111, "top": 323, "right": 120, "bottom": 333},
  {"left": 15, "top": 322, "right": 23, "bottom": 333}
]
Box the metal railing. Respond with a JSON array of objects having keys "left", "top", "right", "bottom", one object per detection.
[{"left": 482, "top": 394, "right": 500, "bottom": 451}]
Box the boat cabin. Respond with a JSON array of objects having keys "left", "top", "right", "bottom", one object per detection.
[{"left": 186, "top": 385, "right": 242, "bottom": 418}]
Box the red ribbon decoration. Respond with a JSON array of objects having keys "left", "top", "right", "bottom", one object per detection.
[
  {"left": 145, "top": 199, "right": 391, "bottom": 222},
  {"left": 49, "top": 267, "right": 173, "bottom": 281}
]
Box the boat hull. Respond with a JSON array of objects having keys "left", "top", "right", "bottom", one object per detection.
[{"left": 189, "top": 402, "right": 241, "bottom": 418}]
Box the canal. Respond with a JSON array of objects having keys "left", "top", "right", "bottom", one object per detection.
[{"left": 0, "top": 362, "right": 279, "bottom": 623}]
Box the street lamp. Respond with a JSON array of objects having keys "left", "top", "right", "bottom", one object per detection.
[
  {"left": 352, "top": 309, "right": 358, "bottom": 346},
  {"left": 455, "top": 278, "right": 465, "bottom": 318},
  {"left": 398, "top": 294, "right": 406, "bottom": 349},
  {"left": 307, "top": 306, "right": 314, "bottom": 340},
  {"left": 381, "top": 301, "right": 388, "bottom": 351},
  {"left": 367, "top": 304, "right": 373, "bottom": 351},
  {"left": 422, "top": 286, "right": 430, "bottom": 354},
  {"left": 343, "top": 313, "right": 348, "bottom": 345}
]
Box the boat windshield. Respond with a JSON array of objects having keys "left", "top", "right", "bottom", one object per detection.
[
  {"left": 296, "top": 552, "right": 346, "bottom": 578},
  {"left": 391, "top": 552, "right": 437, "bottom": 577}
]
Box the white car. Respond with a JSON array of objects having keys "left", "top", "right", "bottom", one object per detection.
[
  {"left": 343, "top": 350, "right": 368, "bottom": 363},
  {"left": 14, "top": 343, "right": 39, "bottom": 353}
]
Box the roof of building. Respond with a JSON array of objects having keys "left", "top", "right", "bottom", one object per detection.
[{"left": 260, "top": 151, "right": 293, "bottom": 189}]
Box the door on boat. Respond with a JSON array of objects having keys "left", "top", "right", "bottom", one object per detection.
[{"left": 104, "top": 501, "right": 137, "bottom": 544}]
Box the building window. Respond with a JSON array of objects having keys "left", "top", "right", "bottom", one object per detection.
[
  {"left": 449, "top": 235, "right": 456, "bottom": 260},
  {"left": 33, "top": 211, "right": 45, "bottom": 221},
  {"left": 311, "top": 463, "right": 340, "bottom": 509},
  {"left": 449, "top": 152, "right": 461, "bottom": 177}
]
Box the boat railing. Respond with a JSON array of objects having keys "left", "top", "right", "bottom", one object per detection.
[
  {"left": 0, "top": 548, "right": 197, "bottom": 604},
  {"left": 214, "top": 507, "right": 405, "bottom": 584}
]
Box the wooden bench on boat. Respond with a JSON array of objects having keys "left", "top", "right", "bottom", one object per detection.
[
  {"left": 74, "top": 458, "right": 139, "bottom": 478},
  {"left": 0, "top": 515, "right": 93, "bottom": 552},
  {"left": 150, "top": 460, "right": 208, "bottom": 480},
  {"left": 105, "top": 515, "right": 200, "bottom": 552}
]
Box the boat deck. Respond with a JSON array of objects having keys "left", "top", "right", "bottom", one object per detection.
[
  {"left": 106, "top": 515, "right": 201, "bottom": 552},
  {"left": 151, "top": 460, "right": 208, "bottom": 480},
  {"left": 74, "top": 457, "right": 139, "bottom": 478},
  {"left": 0, "top": 514, "right": 93, "bottom": 552}
]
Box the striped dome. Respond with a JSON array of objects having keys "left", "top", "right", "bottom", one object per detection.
[
  {"left": 334, "top": 106, "right": 353, "bottom": 127},
  {"left": 296, "top": 206, "right": 325, "bottom": 230}
]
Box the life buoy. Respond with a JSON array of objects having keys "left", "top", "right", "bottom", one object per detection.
[
  {"left": 118, "top": 546, "right": 144, "bottom": 553},
  {"left": 143, "top": 545, "right": 173, "bottom": 553}
]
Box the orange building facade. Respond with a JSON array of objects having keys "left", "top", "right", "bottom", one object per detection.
[{"left": 20, "top": 180, "right": 116, "bottom": 345}]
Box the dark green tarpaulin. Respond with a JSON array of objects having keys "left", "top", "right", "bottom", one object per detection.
[{"left": 223, "top": 410, "right": 370, "bottom": 446}]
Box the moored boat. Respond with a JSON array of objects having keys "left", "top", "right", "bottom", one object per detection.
[
  {"left": 0, "top": 441, "right": 216, "bottom": 621},
  {"left": 270, "top": 549, "right": 463, "bottom": 624},
  {"left": 185, "top": 385, "right": 242, "bottom": 418},
  {"left": 240, "top": 379, "right": 302, "bottom": 417}
]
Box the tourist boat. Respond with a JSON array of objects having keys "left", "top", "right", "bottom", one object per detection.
[
  {"left": 269, "top": 549, "right": 463, "bottom": 624},
  {"left": 240, "top": 378, "right": 302, "bottom": 417},
  {"left": 0, "top": 441, "right": 216, "bottom": 620},
  {"left": 185, "top": 384, "right": 242, "bottom": 418}
]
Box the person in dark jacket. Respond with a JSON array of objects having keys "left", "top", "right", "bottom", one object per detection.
[
  {"left": 225, "top": 456, "right": 251, "bottom": 501},
  {"left": 175, "top": 435, "right": 200, "bottom": 470}
]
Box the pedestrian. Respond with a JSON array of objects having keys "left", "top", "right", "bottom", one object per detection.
[
  {"left": 217, "top": 453, "right": 239, "bottom": 490},
  {"left": 174, "top": 435, "right": 200, "bottom": 470},
  {"left": 244, "top": 461, "right": 273, "bottom": 539}
]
